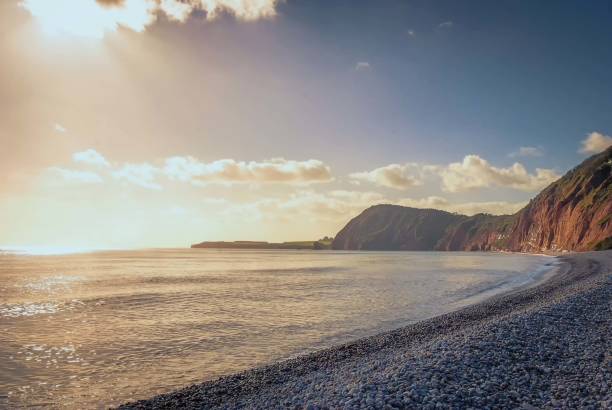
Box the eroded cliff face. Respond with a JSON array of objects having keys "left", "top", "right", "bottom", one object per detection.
[
  {"left": 332, "top": 147, "right": 612, "bottom": 252},
  {"left": 504, "top": 147, "right": 611, "bottom": 252}
]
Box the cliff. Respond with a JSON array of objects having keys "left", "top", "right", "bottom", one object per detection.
[
  {"left": 333, "top": 146, "right": 612, "bottom": 252},
  {"left": 504, "top": 147, "right": 612, "bottom": 252}
]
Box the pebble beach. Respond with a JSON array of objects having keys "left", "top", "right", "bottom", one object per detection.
[{"left": 120, "top": 251, "right": 612, "bottom": 409}]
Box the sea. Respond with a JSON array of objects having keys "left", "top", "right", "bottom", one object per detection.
[{"left": 0, "top": 248, "right": 555, "bottom": 408}]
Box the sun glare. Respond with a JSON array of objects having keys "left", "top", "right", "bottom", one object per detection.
[
  {"left": 20, "top": 0, "right": 281, "bottom": 39},
  {"left": 0, "top": 245, "right": 103, "bottom": 255},
  {"left": 20, "top": 0, "right": 156, "bottom": 39}
]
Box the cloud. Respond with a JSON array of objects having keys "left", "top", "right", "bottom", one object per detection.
[
  {"left": 438, "top": 21, "right": 453, "bottom": 29},
  {"left": 449, "top": 200, "right": 527, "bottom": 216},
  {"left": 49, "top": 153, "right": 332, "bottom": 191},
  {"left": 73, "top": 149, "right": 110, "bottom": 167},
  {"left": 395, "top": 196, "right": 450, "bottom": 209},
  {"left": 307, "top": 190, "right": 386, "bottom": 219},
  {"left": 164, "top": 157, "right": 333, "bottom": 185},
  {"left": 20, "top": 0, "right": 282, "bottom": 38},
  {"left": 509, "top": 146, "right": 543, "bottom": 158},
  {"left": 48, "top": 167, "right": 103, "bottom": 184},
  {"left": 579, "top": 132, "right": 612, "bottom": 154},
  {"left": 162, "top": 205, "right": 188, "bottom": 216},
  {"left": 159, "top": 0, "right": 193, "bottom": 21},
  {"left": 112, "top": 163, "right": 161, "bottom": 190},
  {"left": 221, "top": 190, "right": 528, "bottom": 228},
  {"left": 222, "top": 190, "right": 386, "bottom": 223},
  {"left": 349, "top": 163, "right": 423, "bottom": 190},
  {"left": 355, "top": 62, "right": 371, "bottom": 71},
  {"left": 202, "top": 198, "right": 230, "bottom": 206},
  {"left": 395, "top": 196, "right": 526, "bottom": 215},
  {"left": 438, "top": 155, "right": 559, "bottom": 192},
  {"left": 191, "top": 0, "right": 280, "bottom": 21},
  {"left": 352, "top": 155, "right": 560, "bottom": 193},
  {"left": 407, "top": 29, "right": 416, "bottom": 37},
  {"left": 54, "top": 123, "right": 67, "bottom": 133}
]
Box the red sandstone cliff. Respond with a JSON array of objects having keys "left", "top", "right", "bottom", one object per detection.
[{"left": 505, "top": 146, "right": 611, "bottom": 252}]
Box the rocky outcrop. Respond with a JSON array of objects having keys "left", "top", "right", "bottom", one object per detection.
[{"left": 332, "top": 146, "right": 612, "bottom": 252}]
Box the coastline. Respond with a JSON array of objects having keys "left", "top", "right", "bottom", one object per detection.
[{"left": 119, "top": 251, "right": 611, "bottom": 409}]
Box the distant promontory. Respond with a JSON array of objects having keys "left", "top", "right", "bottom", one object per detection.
[{"left": 191, "top": 238, "right": 333, "bottom": 250}]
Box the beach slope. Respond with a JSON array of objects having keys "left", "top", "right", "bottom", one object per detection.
[{"left": 120, "top": 251, "right": 611, "bottom": 409}]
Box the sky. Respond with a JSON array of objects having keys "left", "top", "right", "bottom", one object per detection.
[{"left": 1, "top": 0, "right": 611, "bottom": 250}]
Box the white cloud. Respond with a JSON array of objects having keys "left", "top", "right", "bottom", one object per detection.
[
  {"left": 162, "top": 206, "right": 188, "bottom": 216},
  {"left": 194, "top": 0, "right": 279, "bottom": 21},
  {"left": 450, "top": 200, "right": 526, "bottom": 216},
  {"left": 220, "top": 190, "right": 528, "bottom": 228},
  {"left": 164, "top": 157, "right": 333, "bottom": 185},
  {"left": 509, "top": 146, "right": 543, "bottom": 158},
  {"left": 306, "top": 190, "right": 386, "bottom": 219},
  {"left": 438, "top": 155, "right": 559, "bottom": 192},
  {"left": 73, "top": 149, "right": 110, "bottom": 167},
  {"left": 21, "top": 0, "right": 281, "bottom": 38},
  {"left": 349, "top": 163, "right": 423, "bottom": 190},
  {"left": 54, "top": 123, "right": 67, "bottom": 133},
  {"left": 222, "top": 190, "right": 386, "bottom": 223},
  {"left": 50, "top": 153, "right": 332, "bottom": 191},
  {"left": 395, "top": 196, "right": 450, "bottom": 209},
  {"left": 355, "top": 62, "right": 371, "bottom": 71},
  {"left": 202, "top": 198, "right": 230, "bottom": 206},
  {"left": 438, "top": 21, "right": 453, "bottom": 29},
  {"left": 49, "top": 167, "right": 103, "bottom": 184},
  {"left": 112, "top": 163, "right": 161, "bottom": 190},
  {"left": 396, "top": 196, "right": 526, "bottom": 216},
  {"left": 158, "top": 0, "right": 193, "bottom": 21},
  {"left": 407, "top": 29, "right": 416, "bottom": 37},
  {"left": 579, "top": 132, "right": 612, "bottom": 154},
  {"left": 352, "top": 155, "right": 560, "bottom": 193},
  {"left": 20, "top": 0, "right": 157, "bottom": 38}
]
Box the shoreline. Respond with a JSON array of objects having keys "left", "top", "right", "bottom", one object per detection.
[{"left": 120, "top": 251, "right": 611, "bottom": 409}]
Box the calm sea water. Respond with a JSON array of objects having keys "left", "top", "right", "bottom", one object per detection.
[{"left": 0, "top": 249, "right": 553, "bottom": 408}]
